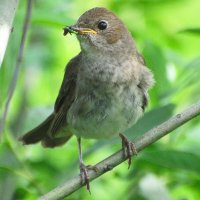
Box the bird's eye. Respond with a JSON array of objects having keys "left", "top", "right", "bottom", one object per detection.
[{"left": 98, "top": 20, "right": 108, "bottom": 30}]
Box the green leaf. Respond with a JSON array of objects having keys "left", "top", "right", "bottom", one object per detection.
[
  {"left": 126, "top": 104, "right": 175, "bottom": 140},
  {"left": 140, "top": 150, "right": 200, "bottom": 173},
  {"left": 178, "top": 56, "right": 200, "bottom": 88},
  {"left": 178, "top": 28, "right": 200, "bottom": 35},
  {"left": 142, "top": 41, "right": 171, "bottom": 105}
]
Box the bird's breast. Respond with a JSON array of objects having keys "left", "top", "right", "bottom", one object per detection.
[
  {"left": 67, "top": 77, "right": 143, "bottom": 139},
  {"left": 79, "top": 52, "right": 139, "bottom": 84}
]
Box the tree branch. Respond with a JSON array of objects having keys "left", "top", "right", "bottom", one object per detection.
[
  {"left": 0, "top": 0, "right": 33, "bottom": 138},
  {"left": 0, "top": 0, "right": 19, "bottom": 67},
  {"left": 39, "top": 101, "right": 200, "bottom": 200}
]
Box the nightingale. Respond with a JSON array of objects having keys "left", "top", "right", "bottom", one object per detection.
[{"left": 20, "top": 7, "right": 154, "bottom": 191}]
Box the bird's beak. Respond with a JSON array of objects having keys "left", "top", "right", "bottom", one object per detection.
[{"left": 63, "top": 25, "right": 97, "bottom": 36}]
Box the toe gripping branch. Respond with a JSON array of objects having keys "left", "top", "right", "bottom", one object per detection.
[{"left": 119, "top": 133, "right": 138, "bottom": 169}]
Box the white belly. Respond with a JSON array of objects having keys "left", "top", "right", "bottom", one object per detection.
[{"left": 67, "top": 82, "right": 143, "bottom": 139}]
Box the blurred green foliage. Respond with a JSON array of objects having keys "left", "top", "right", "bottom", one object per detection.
[{"left": 0, "top": 0, "right": 200, "bottom": 199}]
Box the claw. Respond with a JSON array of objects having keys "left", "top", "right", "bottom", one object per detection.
[
  {"left": 79, "top": 163, "right": 98, "bottom": 193},
  {"left": 86, "top": 165, "right": 99, "bottom": 172},
  {"left": 119, "top": 133, "right": 137, "bottom": 169},
  {"left": 80, "top": 163, "right": 91, "bottom": 192}
]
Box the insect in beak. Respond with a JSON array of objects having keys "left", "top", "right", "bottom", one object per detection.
[{"left": 63, "top": 25, "right": 97, "bottom": 36}]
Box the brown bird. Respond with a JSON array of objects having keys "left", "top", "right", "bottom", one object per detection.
[{"left": 20, "top": 7, "right": 154, "bottom": 191}]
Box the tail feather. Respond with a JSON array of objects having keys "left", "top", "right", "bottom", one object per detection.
[
  {"left": 19, "top": 114, "right": 54, "bottom": 145},
  {"left": 41, "top": 135, "right": 72, "bottom": 148},
  {"left": 19, "top": 113, "right": 72, "bottom": 148}
]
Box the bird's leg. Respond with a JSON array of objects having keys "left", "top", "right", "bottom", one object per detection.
[
  {"left": 77, "top": 137, "right": 91, "bottom": 192},
  {"left": 119, "top": 133, "right": 137, "bottom": 169}
]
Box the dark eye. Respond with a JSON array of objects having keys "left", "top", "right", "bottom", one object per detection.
[{"left": 98, "top": 20, "right": 108, "bottom": 30}]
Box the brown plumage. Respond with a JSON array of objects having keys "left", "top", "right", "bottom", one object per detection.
[
  {"left": 20, "top": 55, "right": 80, "bottom": 147},
  {"left": 20, "top": 7, "right": 154, "bottom": 191}
]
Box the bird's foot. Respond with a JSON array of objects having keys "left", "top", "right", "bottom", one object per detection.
[
  {"left": 79, "top": 163, "right": 98, "bottom": 193},
  {"left": 80, "top": 162, "right": 90, "bottom": 192},
  {"left": 119, "top": 133, "right": 137, "bottom": 169}
]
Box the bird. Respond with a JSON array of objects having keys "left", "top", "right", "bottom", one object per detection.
[{"left": 19, "top": 7, "right": 154, "bottom": 191}]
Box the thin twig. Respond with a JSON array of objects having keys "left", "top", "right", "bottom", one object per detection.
[
  {"left": 0, "top": 0, "right": 33, "bottom": 137},
  {"left": 38, "top": 101, "right": 200, "bottom": 200}
]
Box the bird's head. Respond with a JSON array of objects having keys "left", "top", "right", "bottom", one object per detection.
[{"left": 63, "top": 7, "right": 135, "bottom": 53}]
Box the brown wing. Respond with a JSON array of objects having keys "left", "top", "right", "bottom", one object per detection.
[
  {"left": 48, "top": 53, "right": 81, "bottom": 137},
  {"left": 20, "top": 54, "right": 81, "bottom": 148},
  {"left": 136, "top": 51, "right": 146, "bottom": 65},
  {"left": 136, "top": 51, "right": 154, "bottom": 111}
]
